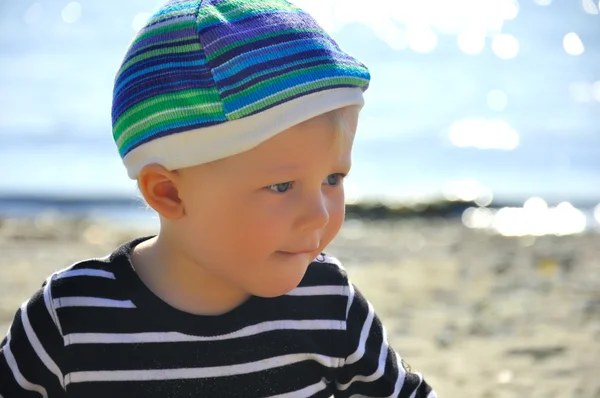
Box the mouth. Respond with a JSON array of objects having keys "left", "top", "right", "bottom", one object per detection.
[{"left": 276, "top": 249, "right": 315, "bottom": 256}]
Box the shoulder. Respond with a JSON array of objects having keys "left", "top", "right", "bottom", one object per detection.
[
  {"left": 42, "top": 238, "right": 142, "bottom": 318},
  {"left": 47, "top": 255, "right": 123, "bottom": 298},
  {"left": 40, "top": 241, "right": 141, "bottom": 336},
  {"left": 10, "top": 254, "right": 127, "bottom": 346},
  {"left": 47, "top": 237, "right": 144, "bottom": 299}
]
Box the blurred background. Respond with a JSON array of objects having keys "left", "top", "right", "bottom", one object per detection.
[
  {"left": 1, "top": 0, "right": 599, "bottom": 396},
  {"left": 0, "top": 0, "right": 599, "bottom": 234}
]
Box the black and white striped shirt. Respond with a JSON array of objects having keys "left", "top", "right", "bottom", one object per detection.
[{"left": 1, "top": 237, "right": 436, "bottom": 397}]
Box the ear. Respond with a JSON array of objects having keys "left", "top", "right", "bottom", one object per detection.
[{"left": 137, "top": 164, "right": 184, "bottom": 220}]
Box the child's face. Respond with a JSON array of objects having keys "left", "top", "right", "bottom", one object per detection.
[{"left": 174, "top": 111, "right": 356, "bottom": 298}]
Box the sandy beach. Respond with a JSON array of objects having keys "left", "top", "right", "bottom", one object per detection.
[{"left": 1, "top": 213, "right": 599, "bottom": 397}]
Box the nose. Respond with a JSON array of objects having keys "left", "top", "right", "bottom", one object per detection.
[{"left": 298, "top": 192, "right": 330, "bottom": 231}]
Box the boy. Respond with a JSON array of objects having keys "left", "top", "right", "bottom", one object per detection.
[{"left": 0, "top": 0, "right": 437, "bottom": 396}]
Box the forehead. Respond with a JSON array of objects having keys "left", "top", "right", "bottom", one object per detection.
[
  {"left": 206, "top": 112, "right": 356, "bottom": 175},
  {"left": 184, "top": 111, "right": 357, "bottom": 183},
  {"left": 251, "top": 113, "right": 354, "bottom": 167}
]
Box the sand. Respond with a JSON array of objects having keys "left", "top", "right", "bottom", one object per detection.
[{"left": 1, "top": 214, "right": 599, "bottom": 397}]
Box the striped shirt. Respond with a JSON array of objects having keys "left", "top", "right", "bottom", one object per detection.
[{"left": 1, "top": 237, "right": 436, "bottom": 397}]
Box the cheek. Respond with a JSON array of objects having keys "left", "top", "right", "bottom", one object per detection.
[
  {"left": 179, "top": 190, "right": 243, "bottom": 254},
  {"left": 235, "top": 200, "right": 290, "bottom": 246},
  {"left": 321, "top": 191, "right": 345, "bottom": 246},
  {"left": 205, "top": 195, "right": 290, "bottom": 254}
]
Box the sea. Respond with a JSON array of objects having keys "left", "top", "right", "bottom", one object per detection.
[{"left": 0, "top": 0, "right": 599, "bottom": 230}]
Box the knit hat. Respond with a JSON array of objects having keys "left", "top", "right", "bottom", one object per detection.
[{"left": 112, "top": 0, "right": 371, "bottom": 179}]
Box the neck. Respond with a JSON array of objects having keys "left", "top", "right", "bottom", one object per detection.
[{"left": 131, "top": 233, "right": 250, "bottom": 316}]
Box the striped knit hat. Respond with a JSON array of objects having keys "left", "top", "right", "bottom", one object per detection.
[{"left": 112, "top": 0, "right": 371, "bottom": 179}]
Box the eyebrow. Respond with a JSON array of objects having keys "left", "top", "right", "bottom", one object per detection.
[
  {"left": 262, "top": 164, "right": 305, "bottom": 175},
  {"left": 262, "top": 161, "right": 351, "bottom": 176}
]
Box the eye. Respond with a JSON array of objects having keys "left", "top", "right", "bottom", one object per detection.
[
  {"left": 267, "top": 181, "right": 294, "bottom": 193},
  {"left": 324, "top": 173, "right": 346, "bottom": 186}
]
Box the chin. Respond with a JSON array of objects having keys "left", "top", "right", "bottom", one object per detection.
[{"left": 250, "top": 263, "right": 309, "bottom": 298}]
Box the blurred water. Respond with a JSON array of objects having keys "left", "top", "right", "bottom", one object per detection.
[{"left": 0, "top": 0, "right": 599, "bottom": 209}]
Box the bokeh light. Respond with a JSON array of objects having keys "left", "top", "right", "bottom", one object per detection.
[
  {"left": 463, "top": 198, "right": 588, "bottom": 236},
  {"left": 457, "top": 30, "right": 486, "bottom": 55},
  {"left": 492, "top": 34, "right": 520, "bottom": 59},
  {"left": 569, "top": 82, "right": 594, "bottom": 102},
  {"left": 373, "top": 21, "right": 408, "bottom": 50},
  {"left": 563, "top": 32, "right": 585, "bottom": 55},
  {"left": 449, "top": 118, "right": 520, "bottom": 150},
  {"left": 581, "top": 0, "right": 599, "bottom": 14},
  {"left": 462, "top": 207, "right": 494, "bottom": 229},
  {"left": 294, "top": 0, "right": 523, "bottom": 40},
  {"left": 23, "top": 3, "right": 43, "bottom": 25},
  {"left": 61, "top": 2, "right": 82, "bottom": 24},
  {"left": 406, "top": 24, "right": 438, "bottom": 53},
  {"left": 443, "top": 180, "right": 494, "bottom": 205}
]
